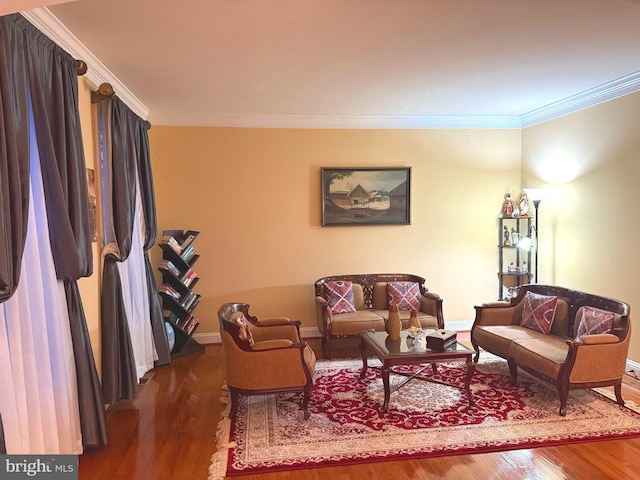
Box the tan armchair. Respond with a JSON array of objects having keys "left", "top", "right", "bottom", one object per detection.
[
  {"left": 471, "top": 284, "right": 631, "bottom": 416},
  {"left": 218, "top": 302, "right": 316, "bottom": 419}
]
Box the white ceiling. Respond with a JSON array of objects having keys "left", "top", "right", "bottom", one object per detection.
[{"left": 19, "top": 0, "right": 640, "bottom": 127}]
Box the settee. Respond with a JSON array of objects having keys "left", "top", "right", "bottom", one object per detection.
[
  {"left": 471, "top": 284, "right": 631, "bottom": 416},
  {"left": 314, "top": 273, "right": 444, "bottom": 356}
]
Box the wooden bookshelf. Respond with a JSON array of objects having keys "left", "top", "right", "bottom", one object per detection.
[{"left": 157, "top": 229, "right": 204, "bottom": 358}]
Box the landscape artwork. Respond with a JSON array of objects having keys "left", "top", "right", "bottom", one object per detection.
[{"left": 321, "top": 167, "right": 411, "bottom": 226}]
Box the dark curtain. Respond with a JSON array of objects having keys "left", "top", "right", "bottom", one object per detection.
[
  {"left": 135, "top": 117, "right": 170, "bottom": 366},
  {"left": 0, "top": 14, "right": 30, "bottom": 302},
  {"left": 1, "top": 14, "right": 107, "bottom": 448},
  {"left": 100, "top": 98, "right": 138, "bottom": 405},
  {"left": 101, "top": 260, "right": 138, "bottom": 403},
  {"left": 0, "top": 14, "right": 31, "bottom": 453},
  {"left": 21, "top": 15, "right": 107, "bottom": 448},
  {"left": 101, "top": 97, "right": 169, "bottom": 403}
]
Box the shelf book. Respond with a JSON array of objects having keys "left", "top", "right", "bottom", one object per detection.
[{"left": 158, "top": 229, "right": 204, "bottom": 358}]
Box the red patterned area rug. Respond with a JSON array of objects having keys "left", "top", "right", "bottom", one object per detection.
[{"left": 208, "top": 357, "right": 640, "bottom": 479}]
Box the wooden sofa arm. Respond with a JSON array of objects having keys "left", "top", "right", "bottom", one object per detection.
[
  {"left": 251, "top": 322, "right": 302, "bottom": 343},
  {"left": 315, "top": 295, "right": 332, "bottom": 334},
  {"left": 472, "top": 302, "right": 516, "bottom": 327},
  {"left": 564, "top": 338, "right": 629, "bottom": 383},
  {"left": 258, "top": 316, "right": 292, "bottom": 326},
  {"left": 252, "top": 339, "right": 295, "bottom": 350},
  {"left": 578, "top": 333, "right": 619, "bottom": 345},
  {"left": 420, "top": 292, "right": 445, "bottom": 328}
]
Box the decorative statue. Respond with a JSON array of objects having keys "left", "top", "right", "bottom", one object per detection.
[
  {"left": 519, "top": 192, "right": 530, "bottom": 217},
  {"left": 501, "top": 193, "right": 515, "bottom": 217},
  {"left": 503, "top": 225, "right": 511, "bottom": 246},
  {"left": 511, "top": 228, "right": 519, "bottom": 245}
]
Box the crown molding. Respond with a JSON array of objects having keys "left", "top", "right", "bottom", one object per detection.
[
  {"left": 520, "top": 70, "right": 640, "bottom": 127},
  {"left": 21, "top": 7, "right": 149, "bottom": 120},
  {"left": 152, "top": 113, "right": 523, "bottom": 129},
  {"left": 19, "top": 7, "right": 640, "bottom": 129}
]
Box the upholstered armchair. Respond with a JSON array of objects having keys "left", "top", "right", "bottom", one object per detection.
[{"left": 217, "top": 302, "right": 316, "bottom": 419}]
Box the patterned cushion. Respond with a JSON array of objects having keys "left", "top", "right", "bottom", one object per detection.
[
  {"left": 575, "top": 306, "right": 615, "bottom": 340},
  {"left": 324, "top": 281, "right": 357, "bottom": 314},
  {"left": 387, "top": 281, "right": 421, "bottom": 311},
  {"left": 235, "top": 313, "right": 254, "bottom": 346},
  {"left": 520, "top": 291, "right": 558, "bottom": 335}
]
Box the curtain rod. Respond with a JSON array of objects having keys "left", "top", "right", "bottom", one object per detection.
[
  {"left": 91, "top": 82, "right": 152, "bottom": 129},
  {"left": 91, "top": 83, "right": 115, "bottom": 103},
  {"left": 76, "top": 59, "right": 87, "bottom": 76}
]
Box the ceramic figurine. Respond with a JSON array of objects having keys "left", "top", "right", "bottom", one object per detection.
[
  {"left": 503, "top": 225, "right": 511, "bottom": 246},
  {"left": 519, "top": 192, "right": 530, "bottom": 217},
  {"left": 501, "top": 193, "right": 515, "bottom": 217}
]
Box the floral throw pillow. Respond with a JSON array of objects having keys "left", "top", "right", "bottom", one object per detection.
[
  {"left": 520, "top": 291, "right": 558, "bottom": 335},
  {"left": 387, "top": 282, "right": 421, "bottom": 311},
  {"left": 575, "top": 306, "right": 615, "bottom": 341},
  {"left": 324, "top": 281, "right": 357, "bottom": 314}
]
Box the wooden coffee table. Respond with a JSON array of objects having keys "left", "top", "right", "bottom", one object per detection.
[{"left": 359, "top": 329, "right": 476, "bottom": 413}]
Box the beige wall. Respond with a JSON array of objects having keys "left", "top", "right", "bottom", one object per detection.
[
  {"left": 75, "top": 79, "right": 640, "bottom": 365},
  {"left": 76, "top": 76, "right": 102, "bottom": 374},
  {"left": 148, "top": 127, "right": 522, "bottom": 335},
  {"left": 522, "top": 90, "right": 640, "bottom": 362}
]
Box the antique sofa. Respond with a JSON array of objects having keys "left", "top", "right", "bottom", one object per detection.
[
  {"left": 471, "top": 284, "right": 631, "bottom": 416},
  {"left": 218, "top": 302, "right": 316, "bottom": 419},
  {"left": 314, "top": 273, "right": 444, "bottom": 356}
]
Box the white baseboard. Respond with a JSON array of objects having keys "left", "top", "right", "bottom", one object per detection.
[
  {"left": 195, "top": 322, "right": 474, "bottom": 345},
  {"left": 626, "top": 358, "right": 640, "bottom": 377},
  {"left": 192, "top": 332, "right": 220, "bottom": 344},
  {"left": 446, "top": 319, "right": 474, "bottom": 331}
]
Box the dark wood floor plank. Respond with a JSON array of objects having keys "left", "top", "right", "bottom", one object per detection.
[{"left": 79, "top": 334, "right": 640, "bottom": 479}]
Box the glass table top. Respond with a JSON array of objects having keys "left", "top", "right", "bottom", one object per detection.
[{"left": 360, "top": 329, "right": 471, "bottom": 356}]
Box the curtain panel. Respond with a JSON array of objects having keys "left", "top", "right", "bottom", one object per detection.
[
  {"left": 134, "top": 114, "right": 170, "bottom": 367},
  {"left": 98, "top": 96, "right": 169, "bottom": 405},
  {"left": 0, "top": 13, "right": 107, "bottom": 449},
  {"left": 0, "top": 14, "right": 30, "bottom": 303}
]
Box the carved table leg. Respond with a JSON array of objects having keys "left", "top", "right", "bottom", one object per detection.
[
  {"left": 465, "top": 357, "right": 476, "bottom": 406},
  {"left": 359, "top": 337, "right": 368, "bottom": 380},
  {"left": 382, "top": 363, "right": 391, "bottom": 413}
]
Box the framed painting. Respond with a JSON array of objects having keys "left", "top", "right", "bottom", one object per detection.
[{"left": 321, "top": 167, "right": 411, "bottom": 226}]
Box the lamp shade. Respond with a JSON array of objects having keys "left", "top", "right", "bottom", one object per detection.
[{"left": 517, "top": 236, "right": 532, "bottom": 250}]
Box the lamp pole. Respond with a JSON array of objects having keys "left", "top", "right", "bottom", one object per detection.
[{"left": 532, "top": 199, "right": 541, "bottom": 283}]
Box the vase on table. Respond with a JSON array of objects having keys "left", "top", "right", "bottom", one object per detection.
[
  {"left": 409, "top": 310, "right": 420, "bottom": 329},
  {"left": 387, "top": 303, "right": 401, "bottom": 340}
]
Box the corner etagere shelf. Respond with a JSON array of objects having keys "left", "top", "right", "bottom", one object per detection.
[
  {"left": 158, "top": 229, "right": 205, "bottom": 358},
  {"left": 497, "top": 217, "right": 533, "bottom": 300}
]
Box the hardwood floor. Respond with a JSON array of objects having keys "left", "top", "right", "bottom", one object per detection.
[{"left": 79, "top": 334, "right": 640, "bottom": 479}]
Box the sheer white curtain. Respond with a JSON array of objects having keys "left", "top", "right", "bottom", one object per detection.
[
  {"left": 116, "top": 172, "right": 157, "bottom": 379},
  {"left": 0, "top": 111, "right": 82, "bottom": 454}
]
